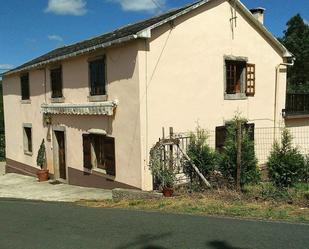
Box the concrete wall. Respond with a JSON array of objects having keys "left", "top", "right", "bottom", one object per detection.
[
  {"left": 138, "top": 0, "right": 287, "bottom": 189},
  {"left": 3, "top": 41, "right": 143, "bottom": 189}
]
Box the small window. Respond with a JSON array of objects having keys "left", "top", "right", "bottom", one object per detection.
[
  {"left": 225, "top": 60, "right": 255, "bottom": 96},
  {"left": 23, "top": 126, "right": 32, "bottom": 154},
  {"left": 20, "top": 73, "right": 30, "bottom": 100},
  {"left": 83, "top": 134, "right": 115, "bottom": 176},
  {"left": 215, "top": 123, "right": 255, "bottom": 152},
  {"left": 89, "top": 58, "right": 106, "bottom": 96},
  {"left": 50, "top": 67, "right": 63, "bottom": 98}
]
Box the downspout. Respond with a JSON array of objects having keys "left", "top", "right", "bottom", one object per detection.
[{"left": 273, "top": 58, "right": 295, "bottom": 139}]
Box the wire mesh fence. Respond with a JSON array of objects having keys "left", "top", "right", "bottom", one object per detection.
[{"left": 173, "top": 126, "right": 309, "bottom": 165}]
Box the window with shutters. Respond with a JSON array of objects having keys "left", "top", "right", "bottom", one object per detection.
[
  {"left": 215, "top": 123, "right": 255, "bottom": 152},
  {"left": 82, "top": 134, "right": 115, "bottom": 176},
  {"left": 225, "top": 60, "right": 255, "bottom": 97},
  {"left": 20, "top": 73, "right": 30, "bottom": 100},
  {"left": 50, "top": 67, "right": 63, "bottom": 98},
  {"left": 89, "top": 58, "right": 106, "bottom": 96}
]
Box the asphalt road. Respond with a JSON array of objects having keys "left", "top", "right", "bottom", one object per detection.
[{"left": 0, "top": 199, "right": 308, "bottom": 249}]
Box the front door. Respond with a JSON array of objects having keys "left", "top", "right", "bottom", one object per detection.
[{"left": 55, "top": 131, "right": 66, "bottom": 180}]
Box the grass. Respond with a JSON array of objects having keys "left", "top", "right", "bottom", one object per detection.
[{"left": 78, "top": 186, "right": 309, "bottom": 223}]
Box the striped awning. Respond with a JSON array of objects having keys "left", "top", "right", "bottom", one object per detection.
[{"left": 41, "top": 101, "right": 118, "bottom": 116}]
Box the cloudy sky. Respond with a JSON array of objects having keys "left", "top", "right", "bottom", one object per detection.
[{"left": 0, "top": 0, "right": 308, "bottom": 71}]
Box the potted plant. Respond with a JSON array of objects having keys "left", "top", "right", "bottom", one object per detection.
[
  {"left": 160, "top": 168, "right": 176, "bottom": 197},
  {"left": 36, "top": 139, "right": 49, "bottom": 182},
  {"left": 150, "top": 145, "right": 176, "bottom": 197}
]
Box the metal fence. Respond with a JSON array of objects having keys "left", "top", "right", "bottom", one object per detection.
[{"left": 172, "top": 126, "right": 309, "bottom": 165}]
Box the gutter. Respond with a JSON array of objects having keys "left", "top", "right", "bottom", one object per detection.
[{"left": 273, "top": 59, "right": 295, "bottom": 138}]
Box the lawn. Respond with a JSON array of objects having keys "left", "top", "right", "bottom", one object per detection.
[{"left": 78, "top": 184, "right": 309, "bottom": 223}]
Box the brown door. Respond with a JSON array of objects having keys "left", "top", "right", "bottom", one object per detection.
[{"left": 55, "top": 131, "right": 66, "bottom": 180}]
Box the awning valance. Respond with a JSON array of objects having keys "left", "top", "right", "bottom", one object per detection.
[{"left": 41, "top": 101, "right": 118, "bottom": 116}]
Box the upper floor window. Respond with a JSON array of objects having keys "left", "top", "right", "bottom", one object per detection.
[
  {"left": 89, "top": 58, "right": 106, "bottom": 96},
  {"left": 20, "top": 73, "right": 30, "bottom": 100},
  {"left": 50, "top": 67, "right": 63, "bottom": 98},
  {"left": 225, "top": 60, "right": 255, "bottom": 97}
]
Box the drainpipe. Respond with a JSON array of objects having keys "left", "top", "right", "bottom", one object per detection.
[{"left": 273, "top": 58, "right": 295, "bottom": 139}]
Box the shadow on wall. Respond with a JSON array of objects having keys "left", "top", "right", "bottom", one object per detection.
[{"left": 51, "top": 115, "right": 113, "bottom": 134}]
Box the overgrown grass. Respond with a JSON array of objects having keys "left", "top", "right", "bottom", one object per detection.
[{"left": 78, "top": 185, "right": 309, "bottom": 223}]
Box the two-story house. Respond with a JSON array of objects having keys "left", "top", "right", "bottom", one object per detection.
[{"left": 2, "top": 0, "right": 291, "bottom": 190}]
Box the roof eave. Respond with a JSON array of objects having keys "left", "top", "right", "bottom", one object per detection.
[{"left": 4, "top": 34, "right": 140, "bottom": 77}]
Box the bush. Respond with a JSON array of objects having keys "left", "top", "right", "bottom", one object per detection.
[
  {"left": 267, "top": 129, "right": 305, "bottom": 188},
  {"left": 183, "top": 127, "right": 218, "bottom": 188},
  {"left": 36, "top": 139, "right": 46, "bottom": 169},
  {"left": 219, "top": 117, "right": 260, "bottom": 188}
]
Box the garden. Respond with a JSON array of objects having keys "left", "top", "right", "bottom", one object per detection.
[{"left": 81, "top": 116, "right": 309, "bottom": 223}]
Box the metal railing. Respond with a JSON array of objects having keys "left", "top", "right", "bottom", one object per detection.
[{"left": 285, "top": 93, "right": 309, "bottom": 116}]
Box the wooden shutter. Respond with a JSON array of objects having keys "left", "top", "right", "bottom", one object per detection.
[
  {"left": 246, "top": 64, "right": 255, "bottom": 96},
  {"left": 104, "top": 136, "right": 116, "bottom": 176},
  {"left": 83, "top": 134, "right": 92, "bottom": 170},
  {"left": 50, "top": 67, "right": 63, "bottom": 98},
  {"left": 216, "top": 126, "right": 227, "bottom": 153}
]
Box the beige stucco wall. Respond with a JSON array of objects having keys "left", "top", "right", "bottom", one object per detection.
[
  {"left": 138, "top": 0, "right": 287, "bottom": 189},
  {"left": 3, "top": 0, "right": 288, "bottom": 191},
  {"left": 3, "top": 41, "right": 143, "bottom": 188}
]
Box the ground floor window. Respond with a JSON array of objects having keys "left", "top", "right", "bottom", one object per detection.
[
  {"left": 23, "top": 125, "right": 32, "bottom": 155},
  {"left": 83, "top": 134, "right": 115, "bottom": 176},
  {"left": 215, "top": 123, "right": 255, "bottom": 152}
]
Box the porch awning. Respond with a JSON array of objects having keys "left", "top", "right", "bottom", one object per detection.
[{"left": 41, "top": 100, "right": 118, "bottom": 116}]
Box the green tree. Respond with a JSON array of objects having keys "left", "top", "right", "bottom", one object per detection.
[
  {"left": 183, "top": 126, "right": 218, "bottom": 187},
  {"left": 279, "top": 14, "right": 309, "bottom": 90},
  {"left": 219, "top": 117, "right": 260, "bottom": 188},
  {"left": 267, "top": 129, "right": 305, "bottom": 188}
]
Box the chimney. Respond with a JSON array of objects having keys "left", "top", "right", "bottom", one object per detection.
[{"left": 250, "top": 7, "right": 265, "bottom": 24}]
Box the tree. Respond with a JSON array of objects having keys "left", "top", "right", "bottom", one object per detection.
[
  {"left": 279, "top": 14, "right": 309, "bottom": 90},
  {"left": 219, "top": 117, "right": 260, "bottom": 189},
  {"left": 267, "top": 129, "right": 305, "bottom": 188}
]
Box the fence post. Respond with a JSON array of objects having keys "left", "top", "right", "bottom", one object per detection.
[
  {"left": 236, "top": 120, "right": 242, "bottom": 192},
  {"left": 169, "top": 127, "right": 174, "bottom": 169}
]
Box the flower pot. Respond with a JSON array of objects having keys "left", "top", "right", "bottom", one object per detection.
[
  {"left": 162, "top": 187, "right": 174, "bottom": 197},
  {"left": 37, "top": 169, "right": 49, "bottom": 182}
]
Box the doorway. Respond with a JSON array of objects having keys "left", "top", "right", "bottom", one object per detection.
[{"left": 53, "top": 130, "right": 66, "bottom": 180}]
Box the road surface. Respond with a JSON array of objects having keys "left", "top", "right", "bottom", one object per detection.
[{"left": 0, "top": 199, "right": 308, "bottom": 249}]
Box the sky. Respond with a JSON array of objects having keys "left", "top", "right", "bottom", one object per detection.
[{"left": 0, "top": 0, "right": 308, "bottom": 71}]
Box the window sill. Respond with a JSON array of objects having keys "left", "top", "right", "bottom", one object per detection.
[
  {"left": 224, "top": 93, "right": 247, "bottom": 100},
  {"left": 24, "top": 151, "right": 33, "bottom": 156},
  {"left": 50, "top": 97, "right": 65, "bottom": 103},
  {"left": 88, "top": 95, "right": 107, "bottom": 102},
  {"left": 92, "top": 168, "right": 115, "bottom": 180},
  {"left": 21, "top": 100, "right": 31, "bottom": 104}
]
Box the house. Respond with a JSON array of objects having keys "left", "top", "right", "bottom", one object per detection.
[{"left": 2, "top": 0, "right": 292, "bottom": 190}]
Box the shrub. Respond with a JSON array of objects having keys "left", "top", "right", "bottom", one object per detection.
[
  {"left": 36, "top": 139, "right": 46, "bottom": 169},
  {"left": 219, "top": 117, "right": 260, "bottom": 188},
  {"left": 183, "top": 126, "right": 218, "bottom": 187},
  {"left": 267, "top": 129, "right": 305, "bottom": 188}
]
